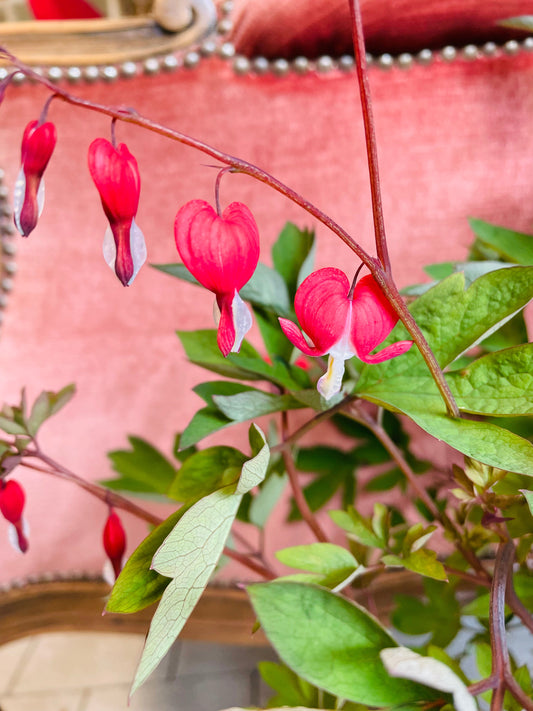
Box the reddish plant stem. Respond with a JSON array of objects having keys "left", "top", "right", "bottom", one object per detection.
[
  {"left": 24, "top": 451, "right": 163, "bottom": 526},
  {"left": 348, "top": 0, "right": 391, "bottom": 275},
  {"left": 21, "top": 450, "right": 276, "bottom": 581},
  {"left": 443, "top": 565, "right": 490, "bottom": 588},
  {"left": 280, "top": 411, "right": 328, "bottom": 543},
  {"left": 0, "top": 48, "right": 459, "bottom": 418},
  {"left": 485, "top": 540, "right": 533, "bottom": 711},
  {"left": 489, "top": 541, "right": 513, "bottom": 711}
]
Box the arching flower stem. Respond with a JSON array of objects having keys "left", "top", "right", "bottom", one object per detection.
[
  {"left": 0, "top": 49, "right": 459, "bottom": 417},
  {"left": 214, "top": 166, "right": 233, "bottom": 217},
  {"left": 20, "top": 447, "right": 276, "bottom": 580}
]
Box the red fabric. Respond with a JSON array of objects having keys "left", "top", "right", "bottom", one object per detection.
[
  {"left": 28, "top": 0, "right": 101, "bottom": 20},
  {"left": 230, "top": 0, "right": 533, "bottom": 57}
]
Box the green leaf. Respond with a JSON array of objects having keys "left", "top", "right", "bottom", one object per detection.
[
  {"left": 521, "top": 489, "right": 533, "bottom": 515},
  {"left": 383, "top": 549, "right": 447, "bottom": 582},
  {"left": 178, "top": 329, "right": 310, "bottom": 389},
  {"left": 469, "top": 218, "right": 533, "bottom": 265},
  {"left": 288, "top": 470, "right": 347, "bottom": 521},
  {"left": 131, "top": 486, "right": 242, "bottom": 695},
  {"left": 247, "top": 582, "right": 440, "bottom": 707},
  {"left": 25, "top": 384, "right": 76, "bottom": 437},
  {"left": 240, "top": 262, "right": 291, "bottom": 316},
  {"left": 276, "top": 543, "right": 357, "bottom": 576},
  {"left": 179, "top": 407, "right": 231, "bottom": 449},
  {"left": 254, "top": 307, "right": 294, "bottom": 361},
  {"left": 132, "top": 431, "right": 269, "bottom": 695},
  {"left": 167, "top": 446, "right": 246, "bottom": 503},
  {"left": 392, "top": 580, "right": 460, "bottom": 648},
  {"left": 177, "top": 329, "right": 264, "bottom": 380},
  {"left": 358, "top": 266, "right": 533, "bottom": 390},
  {"left": 355, "top": 385, "right": 533, "bottom": 475},
  {"left": 259, "top": 660, "right": 318, "bottom": 708},
  {"left": 106, "top": 508, "right": 187, "bottom": 614},
  {"left": 214, "top": 390, "right": 304, "bottom": 422},
  {"left": 271, "top": 223, "right": 315, "bottom": 298},
  {"left": 155, "top": 261, "right": 291, "bottom": 315},
  {"left": 179, "top": 381, "right": 254, "bottom": 449},
  {"left": 194, "top": 380, "right": 256, "bottom": 405},
  {"left": 237, "top": 425, "right": 269, "bottom": 494},
  {"left": 168, "top": 446, "right": 246, "bottom": 502},
  {"left": 424, "top": 262, "right": 455, "bottom": 280},
  {"left": 106, "top": 437, "right": 176, "bottom": 496},
  {"left": 0, "top": 417, "right": 27, "bottom": 436},
  {"left": 329, "top": 508, "right": 385, "bottom": 548}
]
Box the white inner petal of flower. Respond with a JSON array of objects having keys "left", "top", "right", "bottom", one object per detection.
[
  {"left": 7, "top": 517, "right": 29, "bottom": 553},
  {"left": 317, "top": 302, "right": 354, "bottom": 400},
  {"left": 102, "top": 219, "right": 147, "bottom": 285},
  {"left": 102, "top": 224, "right": 116, "bottom": 270},
  {"left": 231, "top": 290, "right": 253, "bottom": 352},
  {"left": 13, "top": 167, "right": 25, "bottom": 233},
  {"left": 129, "top": 218, "right": 147, "bottom": 285},
  {"left": 37, "top": 178, "right": 45, "bottom": 218}
]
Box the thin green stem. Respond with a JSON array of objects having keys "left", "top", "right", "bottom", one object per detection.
[{"left": 348, "top": 0, "right": 391, "bottom": 275}]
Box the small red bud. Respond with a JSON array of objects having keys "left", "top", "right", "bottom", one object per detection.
[
  {"left": 14, "top": 119, "right": 57, "bottom": 237},
  {"left": 103, "top": 509, "right": 126, "bottom": 581},
  {"left": 0, "top": 479, "right": 29, "bottom": 553},
  {"left": 0, "top": 479, "right": 25, "bottom": 524}
]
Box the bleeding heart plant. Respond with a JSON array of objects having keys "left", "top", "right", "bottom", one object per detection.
[{"left": 1, "top": 1, "right": 533, "bottom": 710}]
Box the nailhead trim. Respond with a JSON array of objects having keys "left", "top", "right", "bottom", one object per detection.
[
  {"left": 0, "top": 168, "right": 16, "bottom": 336},
  {"left": 1, "top": 0, "right": 531, "bottom": 86}
]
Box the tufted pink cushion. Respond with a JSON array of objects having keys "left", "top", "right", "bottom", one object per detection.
[
  {"left": 230, "top": 0, "right": 533, "bottom": 57},
  {"left": 1, "top": 0, "right": 533, "bottom": 583}
]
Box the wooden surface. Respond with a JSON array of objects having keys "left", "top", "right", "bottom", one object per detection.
[
  {"left": 0, "top": 13, "right": 216, "bottom": 65},
  {"left": 0, "top": 570, "right": 429, "bottom": 647}
]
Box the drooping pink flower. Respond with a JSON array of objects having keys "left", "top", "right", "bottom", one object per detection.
[
  {"left": 88, "top": 138, "right": 146, "bottom": 286},
  {"left": 13, "top": 119, "right": 57, "bottom": 237},
  {"left": 103, "top": 509, "right": 126, "bottom": 581},
  {"left": 279, "top": 268, "right": 413, "bottom": 400},
  {"left": 175, "top": 199, "right": 260, "bottom": 356},
  {"left": 0, "top": 479, "right": 29, "bottom": 553}
]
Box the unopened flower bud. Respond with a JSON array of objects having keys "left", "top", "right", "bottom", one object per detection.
[
  {"left": 88, "top": 138, "right": 146, "bottom": 286},
  {"left": 103, "top": 509, "right": 126, "bottom": 581},
  {"left": 0, "top": 479, "right": 29, "bottom": 553},
  {"left": 13, "top": 119, "right": 57, "bottom": 237}
]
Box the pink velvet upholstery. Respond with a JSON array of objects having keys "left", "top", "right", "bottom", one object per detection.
[{"left": 1, "top": 0, "right": 533, "bottom": 582}]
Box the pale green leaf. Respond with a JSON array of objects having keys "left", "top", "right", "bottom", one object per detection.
[
  {"left": 237, "top": 425, "right": 269, "bottom": 494},
  {"left": 131, "top": 430, "right": 268, "bottom": 695},
  {"left": 131, "top": 486, "right": 241, "bottom": 695},
  {"left": 214, "top": 390, "right": 304, "bottom": 422}
]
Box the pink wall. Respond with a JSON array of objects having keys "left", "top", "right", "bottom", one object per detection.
[{"left": 1, "top": 49, "right": 533, "bottom": 583}]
